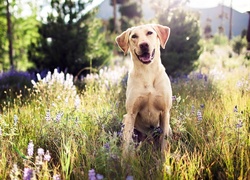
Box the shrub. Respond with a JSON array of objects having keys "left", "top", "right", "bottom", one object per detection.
[
  {"left": 232, "top": 36, "right": 247, "bottom": 55},
  {"left": 213, "top": 33, "right": 228, "bottom": 45},
  {"left": 158, "top": 9, "right": 202, "bottom": 77},
  {"left": 0, "top": 70, "right": 32, "bottom": 102}
]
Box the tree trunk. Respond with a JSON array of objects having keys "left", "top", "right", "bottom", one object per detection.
[
  {"left": 228, "top": 0, "right": 233, "bottom": 40},
  {"left": 6, "top": 0, "right": 14, "bottom": 70},
  {"left": 113, "top": 0, "right": 117, "bottom": 33},
  {"left": 247, "top": 12, "right": 250, "bottom": 50}
]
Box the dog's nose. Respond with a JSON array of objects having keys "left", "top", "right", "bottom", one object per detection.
[{"left": 139, "top": 42, "right": 149, "bottom": 52}]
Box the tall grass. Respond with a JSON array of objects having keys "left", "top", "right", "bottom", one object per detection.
[{"left": 0, "top": 50, "right": 249, "bottom": 179}]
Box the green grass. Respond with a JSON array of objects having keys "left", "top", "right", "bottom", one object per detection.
[{"left": 0, "top": 48, "right": 249, "bottom": 179}]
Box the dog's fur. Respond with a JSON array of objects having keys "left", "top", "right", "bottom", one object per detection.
[{"left": 116, "top": 24, "right": 172, "bottom": 157}]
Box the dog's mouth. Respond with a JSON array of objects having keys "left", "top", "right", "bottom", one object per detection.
[{"left": 135, "top": 49, "right": 155, "bottom": 64}]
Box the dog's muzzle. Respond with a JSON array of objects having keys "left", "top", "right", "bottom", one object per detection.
[{"left": 135, "top": 49, "right": 155, "bottom": 64}]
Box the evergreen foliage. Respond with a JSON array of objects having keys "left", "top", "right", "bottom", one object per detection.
[
  {"left": 28, "top": 0, "right": 111, "bottom": 76},
  {"left": 158, "top": 9, "right": 202, "bottom": 76}
]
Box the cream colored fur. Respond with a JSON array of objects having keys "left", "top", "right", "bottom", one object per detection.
[{"left": 116, "top": 24, "right": 172, "bottom": 157}]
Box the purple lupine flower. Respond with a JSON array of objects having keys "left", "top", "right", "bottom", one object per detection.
[
  {"left": 37, "top": 148, "right": 44, "bottom": 156},
  {"left": 233, "top": 105, "right": 238, "bottom": 113},
  {"left": 27, "top": 140, "right": 34, "bottom": 157},
  {"left": 23, "top": 167, "right": 33, "bottom": 180},
  {"left": 126, "top": 175, "right": 134, "bottom": 180},
  {"left": 53, "top": 174, "right": 61, "bottom": 180},
  {"left": 55, "top": 112, "right": 63, "bottom": 122},
  {"left": 236, "top": 120, "right": 243, "bottom": 129},
  {"left": 104, "top": 143, "right": 110, "bottom": 151},
  {"left": 200, "top": 104, "right": 205, "bottom": 109},
  {"left": 44, "top": 150, "right": 51, "bottom": 161},
  {"left": 45, "top": 110, "right": 51, "bottom": 121},
  {"left": 96, "top": 174, "right": 104, "bottom": 180},
  {"left": 88, "top": 169, "right": 96, "bottom": 180},
  {"left": 172, "top": 95, "right": 177, "bottom": 101},
  {"left": 191, "top": 105, "right": 195, "bottom": 114},
  {"left": 197, "top": 110, "right": 202, "bottom": 121}
]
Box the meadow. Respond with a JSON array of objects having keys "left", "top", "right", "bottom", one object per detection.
[{"left": 0, "top": 43, "right": 249, "bottom": 180}]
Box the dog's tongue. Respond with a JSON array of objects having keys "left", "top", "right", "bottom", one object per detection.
[{"left": 139, "top": 53, "right": 151, "bottom": 63}]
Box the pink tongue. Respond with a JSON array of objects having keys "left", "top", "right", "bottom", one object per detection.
[{"left": 139, "top": 53, "right": 150, "bottom": 62}]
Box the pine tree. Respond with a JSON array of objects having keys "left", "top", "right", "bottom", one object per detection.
[
  {"left": 158, "top": 8, "right": 202, "bottom": 76},
  {"left": 28, "top": 0, "right": 111, "bottom": 76}
]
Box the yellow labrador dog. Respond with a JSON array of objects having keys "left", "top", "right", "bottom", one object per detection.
[{"left": 116, "top": 24, "right": 172, "bottom": 157}]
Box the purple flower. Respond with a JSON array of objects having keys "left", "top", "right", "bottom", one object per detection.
[
  {"left": 234, "top": 105, "right": 238, "bottom": 113},
  {"left": 23, "top": 167, "right": 33, "bottom": 180},
  {"left": 27, "top": 140, "right": 34, "bottom": 157},
  {"left": 104, "top": 143, "right": 110, "bottom": 151},
  {"left": 197, "top": 110, "right": 202, "bottom": 121},
  {"left": 44, "top": 150, "right": 51, "bottom": 161},
  {"left": 172, "top": 96, "right": 177, "bottom": 101},
  {"left": 200, "top": 104, "right": 205, "bottom": 109},
  {"left": 53, "top": 174, "right": 61, "bottom": 180},
  {"left": 236, "top": 120, "right": 243, "bottom": 129},
  {"left": 55, "top": 112, "right": 63, "bottom": 122},
  {"left": 88, "top": 169, "right": 96, "bottom": 180},
  {"left": 126, "top": 175, "right": 134, "bottom": 180},
  {"left": 37, "top": 148, "right": 44, "bottom": 156},
  {"left": 45, "top": 110, "right": 51, "bottom": 121},
  {"left": 191, "top": 105, "right": 195, "bottom": 114},
  {"left": 96, "top": 174, "right": 104, "bottom": 180}
]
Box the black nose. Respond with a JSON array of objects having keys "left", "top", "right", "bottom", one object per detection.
[{"left": 139, "top": 42, "right": 149, "bottom": 52}]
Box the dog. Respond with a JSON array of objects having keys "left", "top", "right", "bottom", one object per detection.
[{"left": 115, "top": 24, "right": 172, "bottom": 157}]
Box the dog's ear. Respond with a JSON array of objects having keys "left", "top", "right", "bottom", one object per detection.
[
  {"left": 152, "top": 24, "right": 170, "bottom": 49},
  {"left": 115, "top": 29, "right": 131, "bottom": 55}
]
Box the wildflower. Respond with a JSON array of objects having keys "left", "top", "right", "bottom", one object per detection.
[
  {"left": 27, "top": 140, "right": 34, "bottom": 157},
  {"left": 31, "top": 80, "right": 36, "bottom": 87},
  {"left": 74, "top": 95, "right": 81, "bottom": 109},
  {"left": 0, "top": 127, "right": 2, "bottom": 136},
  {"left": 172, "top": 95, "right": 176, "bottom": 101},
  {"left": 200, "top": 104, "right": 205, "bottom": 109},
  {"left": 104, "top": 143, "right": 110, "bottom": 151},
  {"left": 197, "top": 110, "right": 202, "bottom": 121},
  {"left": 191, "top": 105, "right": 195, "bottom": 114},
  {"left": 23, "top": 167, "right": 33, "bottom": 180},
  {"left": 44, "top": 150, "right": 51, "bottom": 161},
  {"left": 126, "top": 175, "right": 134, "bottom": 180},
  {"left": 53, "top": 174, "right": 61, "bottom": 180},
  {"left": 96, "top": 174, "right": 104, "bottom": 180},
  {"left": 88, "top": 169, "right": 96, "bottom": 180},
  {"left": 36, "top": 73, "right": 41, "bottom": 81},
  {"left": 14, "top": 115, "right": 18, "bottom": 126},
  {"left": 10, "top": 163, "right": 20, "bottom": 179},
  {"left": 233, "top": 105, "right": 238, "bottom": 113},
  {"left": 55, "top": 112, "right": 63, "bottom": 122},
  {"left": 35, "top": 155, "right": 43, "bottom": 166},
  {"left": 37, "top": 148, "right": 44, "bottom": 156},
  {"left": 45, "top": 110, "right": 51, "bottom": 121},
  {"left": 236, "top": 120, "right": 243, "bottom": 129}
]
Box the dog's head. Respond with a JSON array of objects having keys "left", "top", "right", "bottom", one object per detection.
[{"left": 116, "top": 24, "right": 170, "bottom": 64}]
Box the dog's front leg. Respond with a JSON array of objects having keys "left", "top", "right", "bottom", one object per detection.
[
  {"left": 122, "top": 113, "right": 136, "bottom": 157},
  {"left": 160, "top": 110, "right": 172, "bottom": 156}
]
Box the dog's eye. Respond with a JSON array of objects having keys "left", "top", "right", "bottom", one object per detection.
[
  {"left": 147, "top": 31, "right": 153, "bottom": 35},
  {"left": 131, "top": 34, "right": 138, "bottom": 39}
]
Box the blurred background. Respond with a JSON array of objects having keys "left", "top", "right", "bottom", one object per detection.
[{"left": 0, "top": 0, "right": 249, "bottom": 77}]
